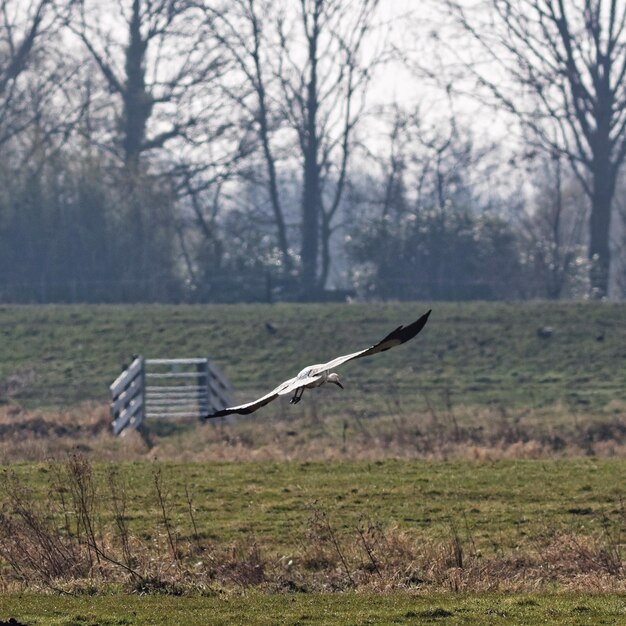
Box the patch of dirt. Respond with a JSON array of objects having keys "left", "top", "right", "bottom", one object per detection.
[{"left": 0, "top": 405, "right": 109, "bottom": 439}]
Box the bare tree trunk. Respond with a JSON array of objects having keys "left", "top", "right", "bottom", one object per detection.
[
  {"left": 442, "top": 0, "right": 626, "bottom": 299},
  {"left": 208, "top": 0, "right": 380, "bottom": 298},
  {"left": 69, "top": 0, "right": 216, "bottom": 170},
  {"left": 589, "top": 160, "right": 615, "bottom": 297},
  {"left": 248, "top": 2, "right": 292, "bottom": 274},
  {"left": 547, "top": 154, "right": 563, "bottom": 300},
  {"left": 122, "top": 0, "right": 151, "bottom": 170},
  {"left": 205, "top": 0, "right": 293, "bottom": 274},
  {"left": 300, "top": 0, "right": 322, "bottom": 295},
  {"left": 319, "top": 210, "right": 331, "bottom": 289}
]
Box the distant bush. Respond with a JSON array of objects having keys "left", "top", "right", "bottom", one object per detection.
[{"left": 348, "top": 206, "right": 524, "bottom": 300}]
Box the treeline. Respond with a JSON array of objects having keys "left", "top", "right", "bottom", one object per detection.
[{"left": 1, "top": 0, "right": 625, "bottom": 303}]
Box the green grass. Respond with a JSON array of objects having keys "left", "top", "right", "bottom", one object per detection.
[
  {"left": 2, "top": 304, "right": 626, "bottom": 620},
  {"left": 1, "top": 302, "right": 626, "bottom": 412},
  {"left": 2, "top": 443, "right": 625, "bottom": 621},
  {"left": 1, "top": 592, "right": 625, "bottom": 625},
  {"left": 7, "top": 458, "right": 624, "bottom": 556}
]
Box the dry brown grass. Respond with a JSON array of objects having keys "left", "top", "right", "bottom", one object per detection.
[
  {"left": 0, "top": 403, "right": 145, "bottom": 463},
  {"left": 1, "top": 401, "right": 626, "bottom": 463},
  {"left": 2, "top": 390, "right": 625, "bottom": 596}
]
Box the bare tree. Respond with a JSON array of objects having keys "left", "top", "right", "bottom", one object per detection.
[
  {"left": 63, "top": 0, "right": 255, "bottom": 295},
  {"left": 284, "top": 0, "right": 380, "bottom": 293},
  {"left": 67, "top": 0, "right": 227, "bottom": 170},
  {"left": 518, "top": 152, "right": 589, "bottom": 298},
  {"left": 0, "top": 0, "right": 47, "bottom": 92},
  {"left": 206, "top": 0, "right": 381, "bottom": 297},
  {"left": 443, "top": 0, "right": 626, "bottom": 298},
  {"left": 348, "top": 104, "right": 518, "bottom": 299},
  {"left": 372, "top": 102, "right": 498, "bottom": 217},
  {"left": 202, "top": 0, "right": 293, "bottom": 274}
]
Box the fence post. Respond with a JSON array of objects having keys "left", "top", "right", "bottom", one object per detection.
[
  {"left": 199, "top": 358, "right": 209, "bottom": 416},
  {"left": 110, "top": 355, "right": 145, "bottom": 435},
  {"left": 137, "top": 356, "right": 147, "bottom": 433},
  {"left": 134, "top": 355, "right": 153, "bottom": 447}
]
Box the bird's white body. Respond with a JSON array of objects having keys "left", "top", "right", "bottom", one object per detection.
[
  {"left": 295, "top": 366, "right": 329, "bottom": 386},
  {"left": 288, "top": 368, "right": 343, "bottom": 403}
]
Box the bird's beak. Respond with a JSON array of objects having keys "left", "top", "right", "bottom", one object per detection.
[{"left": 334, "top": 380, "right": 344, "bottom": 389}]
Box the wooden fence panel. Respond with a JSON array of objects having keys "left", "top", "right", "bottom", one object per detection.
[{"left": 111, "top": 356, "right": 232, "bottom": 434}]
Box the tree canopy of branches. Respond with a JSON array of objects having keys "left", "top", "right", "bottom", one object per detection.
[
  {"left": 445, "top": 0, "right": 626, "bottom": 298},
  {"left": 207, "top": 0, "right": 380, "bottom": 297},
  {"left": 0, "top": 0, "right": 72, "bottom": 149},
  {"left": 3, "top": 0, "right": 626, "bottom": 304},
  {"left": 347, "top": 109, "right": 523, "bottom": 300},
  {"left": 68, "top": 0, "right": 230, "bottom": 170}
]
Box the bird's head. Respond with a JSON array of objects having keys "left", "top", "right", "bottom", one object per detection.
[{"left": 328, "top": 372, "right": 344, "bottom": 389}]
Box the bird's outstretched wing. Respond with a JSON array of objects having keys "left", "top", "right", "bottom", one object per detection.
[
  {"left": 205, "top": 373, "right": 323, "bottom": 418},
  {"left": 307, "top": 309, "right": 431, "bottom": 376},
  {"left": 205, "top": 376, "right": 297, "bottom": 418},
  {"left": 205, "top": 309, "right": 431, "bottom": 419}
]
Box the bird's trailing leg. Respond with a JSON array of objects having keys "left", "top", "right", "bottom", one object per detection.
[{"left": 290, "top": 387, "right": 305, "bottom": 404}]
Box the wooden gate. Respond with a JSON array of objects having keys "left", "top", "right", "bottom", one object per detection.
[{"left": 111, "top": 356, "right": 232, "bottom": 435}]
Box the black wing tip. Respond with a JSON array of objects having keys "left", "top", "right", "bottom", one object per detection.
[
  {"left": 415, "top": 309, "right": 432, "bottom": 325},
  {"left": 411, "top": 308, "right": 432, "bottom": 331},
  {"left": 394, "top": 309, "right": 432, "bottom": 343},
  {"left": 377, "top": 309, "right": 431, "bottom": 346}
]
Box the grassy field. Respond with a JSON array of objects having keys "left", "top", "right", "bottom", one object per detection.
[
  {"left": 6, "top": 457, "right": 625, "bottom": 555},
  {"left": 1, "top": 592, "right": 625, "bottom": 625},
  {"left": 1, "top": 302, "right": 625, "bottom": 412},
  {"left": 1, "top": 301, "right": 626, "bottom": 463},
  {"left": 1, "top": 457, "right": 624, "bottom": 596},
  {"left": 1, "top": 303, "right": 625, "bottom": 622}
]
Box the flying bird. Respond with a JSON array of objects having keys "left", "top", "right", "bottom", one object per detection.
[{"left": 204, "top": 310, "right": 431, "bottom": 419}]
